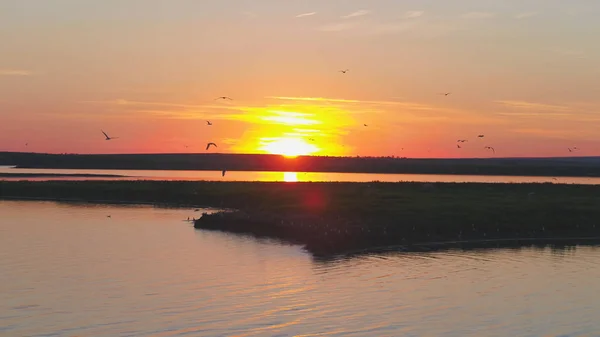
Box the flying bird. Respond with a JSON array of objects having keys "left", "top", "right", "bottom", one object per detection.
[
  {"left": 221, "top": 169, "right": 227, "bottom": 177},
  {"left": 477, "top": 135, "right": 485, "bottom": 138},
  {"left": 339, "top": 69, "right": 349, "bottom": 74},
  {"left": 439, "top": 92, "right": 451, "bottom": 96},
  {"left": 363, "top": 124, "right": 368, "bottom": 127},
  {"left": 484, "top": 146, "right": 495, "bottom": 154},
  {"left": 457, "top": 139, "right": 468, "bottom": 143},
  {"left": 457, "top": 144, "right": 461, "bottom": 149},
  {"left": 206, "top": 142, "right": 217, "bottom": 150},
  {"left": 206, "top": 120, "right": 212, "bottom": 125},
  {"left": 568, "top": 148, "right": 573, "bottom": 152},
  {"left": 215, "top": 96, "right": 233, "bottom": 101},
  {"left": 101, "top": 130, "right": 118, "bottom": 140}
]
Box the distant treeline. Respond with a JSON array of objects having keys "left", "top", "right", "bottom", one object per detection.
[{"left": 1, "top": 152, "right": 600, "bottom": 177}]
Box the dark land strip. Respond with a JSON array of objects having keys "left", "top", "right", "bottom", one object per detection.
[{"left": 3, "top": 180, "right": 600, "bottom": 256}]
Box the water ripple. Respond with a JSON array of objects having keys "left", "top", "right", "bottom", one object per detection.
[{"left": 2, "top": 200, "right": 600, "bottom": 336}]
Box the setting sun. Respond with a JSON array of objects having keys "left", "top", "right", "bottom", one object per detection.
[{"left": 260, "top": 137, "right": 318, "bottom": 158}]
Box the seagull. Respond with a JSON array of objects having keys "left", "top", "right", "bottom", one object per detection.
[
  {"left": 568, "top": 148, "right": 573, "bottom": 152},
  {"left": 477, "top": 135, "right": 485, "bottom": 138},
  {"left": 206, "top": 142, "right": 217, "bottom": 150},
  {"left": 222, "top": 169, "right": 227, "bottom": 177},
  {"left": 363, "top": 124, "right": 368, "bottom": 127},
  {"left": 215, "top": 96, "right": 233, "bottom": 101},
  {"left": 484, "top": 146, "right": 495, "bottom": 154},
  {"left": 206, "top": 120, "right": 212, "bottom": 125},
  {"left": 439, "top": 92, "right": 451, "bottom": 96},
  {"left": 457, "top": 144, "right": 462, "bottom": 149},
  {"left": 339, "top": 69, "right": 349, "bottom": 74},
  {"left": 457, "top": 139, "right": 468, "bottom": 143},
  {"left": 101, "top": 130, "right": 118, "bottom": 140}
]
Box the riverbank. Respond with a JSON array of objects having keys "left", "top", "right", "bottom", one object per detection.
[
  {"left": 0, "top": 173, "right": 125, "bottom": 178},
  {"left": 3, "top": 180, "right": 600, "bottom": 254},
  {"left": 2, "top": 152, "right": 600, "bottom": 177}
]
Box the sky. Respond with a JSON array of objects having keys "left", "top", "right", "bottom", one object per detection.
[{"left": 1, "top": 0, "right": 600, "bottom": 158}]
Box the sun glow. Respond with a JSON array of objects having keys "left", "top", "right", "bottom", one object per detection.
[
  {"left": 283, "top": 172, "right": 298, "bottom": 182},
  {"left": 260, "top": 137, "right": 318, "bottom": 158}
]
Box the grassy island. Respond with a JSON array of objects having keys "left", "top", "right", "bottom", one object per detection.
[{"left": 2, "top": 180, "right": 600, "bottom": 254}]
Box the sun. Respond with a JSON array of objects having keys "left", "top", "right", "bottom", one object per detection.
[{"left": 260, "top": 137, "right": 318, "bottom": 158}]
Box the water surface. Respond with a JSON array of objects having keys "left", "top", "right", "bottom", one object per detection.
[
  {"left": 2, "top": 166, "right": 600, "bottom": 184},
  {"left": 2, "top": 200, "right": 600, "bottom": 336}
]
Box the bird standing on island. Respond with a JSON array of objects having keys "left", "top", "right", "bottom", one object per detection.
[
  {"left": 102, "top": 130, "right": 118, "bottom": 141},
  {"left": 206, "top": 142, "right": 217, "bottom": 150}
]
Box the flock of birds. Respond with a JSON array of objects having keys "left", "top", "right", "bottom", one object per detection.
[{"left": 97, "top": 69, "right": 581, "bottom": 159}]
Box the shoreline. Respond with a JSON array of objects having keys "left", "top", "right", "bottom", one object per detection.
[
  {"left": 4, "top": 180, "right": 600, "bottom": 256},
  {"left": 0, "top": 173, "right": 126, "bottom": 178},
  {"left": 3, "top": 152, "right": 600, "bottom": 178}
]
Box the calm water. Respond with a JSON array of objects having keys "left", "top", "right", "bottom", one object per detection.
[
  {"left": 2, "top": 166, "right": 600, "bottom": 184},
  {"left": 2, "top": 201, "right": 600, "bottom": 336}
]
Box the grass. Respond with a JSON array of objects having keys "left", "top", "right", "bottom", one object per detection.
[{"left": 3, "top": 180, "right": 600, "bottom": 254}]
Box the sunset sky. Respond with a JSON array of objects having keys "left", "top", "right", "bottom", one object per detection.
[{"left": 1, "top": 0, "right": 599, "bottom": 158}]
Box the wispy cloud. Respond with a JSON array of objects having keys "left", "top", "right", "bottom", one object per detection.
[
  {"left": 514, "top": 12, "right": 538, "bottom": 19},
  {"left": 266, "top": 96, "right": 434, "bottom": 110},
  {"left": 296, "top": 12, "right": 316, "bottom": 18},
  {"left": 341, "top": 10, "right": 370, "bottom": 19},
  {"left": 404, "top": 11, "right": 424, "bottom": 19},
  {"left": 462, "top": 12, "right": 495, "bottom": 19},
  {"left": 495, "top": 100, "right": 573, "bottom": 112},
  {"left": 0, "top": 69, "right": 32, "bottom": 76}
]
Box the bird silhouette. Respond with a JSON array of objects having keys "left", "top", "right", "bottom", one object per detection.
[
  {"left": 363, "top": 124, "right": 368, "bottom": 127},
  {"left": 206, "top": 120, "right": 212, "bottom": 125},
  {"left": 457, "top": 144, "right": 461, "bottom": 149},
  {"left": 457, "top": 139, "right": 468, "bottom": 143},
  {"left": 484, "top": 146, "right": 495, "bottom": 154},
  {"left": 439, "top": 92, "right": 451, "bottom": 96},
  {"left": 339, "top": 69, "right": 349, "bottom": 74},
  {"left": 101, "top": 130, "right": 118, "bottom": 140},
  {"left": 222, "top": 169, "right": 227, "bottom": 177},
  {"left": 477, "top": 135, "right": 485, "bottom": 138},
  {"left": 215, "top": 96, "right": 232, "bottom": 101},
  {"left": 206, "top": 142, "right": 217, "bottom": 150}
]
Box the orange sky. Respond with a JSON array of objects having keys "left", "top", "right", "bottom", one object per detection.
[{"left": 1, "top": 1, "right": 599, "bottom": 158}]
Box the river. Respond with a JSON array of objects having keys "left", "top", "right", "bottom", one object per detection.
[
  {"left": 2, "top": 166, "right": 600, "bottom": 184},
  {"left": 1, "top": 200, "right": 600, "bottom": 336}
]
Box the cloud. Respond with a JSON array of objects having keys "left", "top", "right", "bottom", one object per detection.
[
  {"left": 341, "top": 10, "right": 370, "bottom": 19},
  {"left": 266, "top": 96, "right": 434, "bottom": 110},
  {"left": 0, "top": 69, "right": 32, "bottom": 76},
  {"left": 514, "top": 12, "right": 537, "bottom": 19},
  {"left": 494, "top": 100, "right": 573, "bottom": 112},
  {"left": 81, "top": 99, "right": 234, "bottom": 110},
  {"left": 404, "top": 11, "right": 424, "bottom": 18},
  {"left": 509, "top": 128, "right": 580, "bottom": 138},
  {"left": 462, "top": 12, "right": 495, "bottom": 19},
  {"left": 296, "top": 12, "right": 316, "bottom": 18}
]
